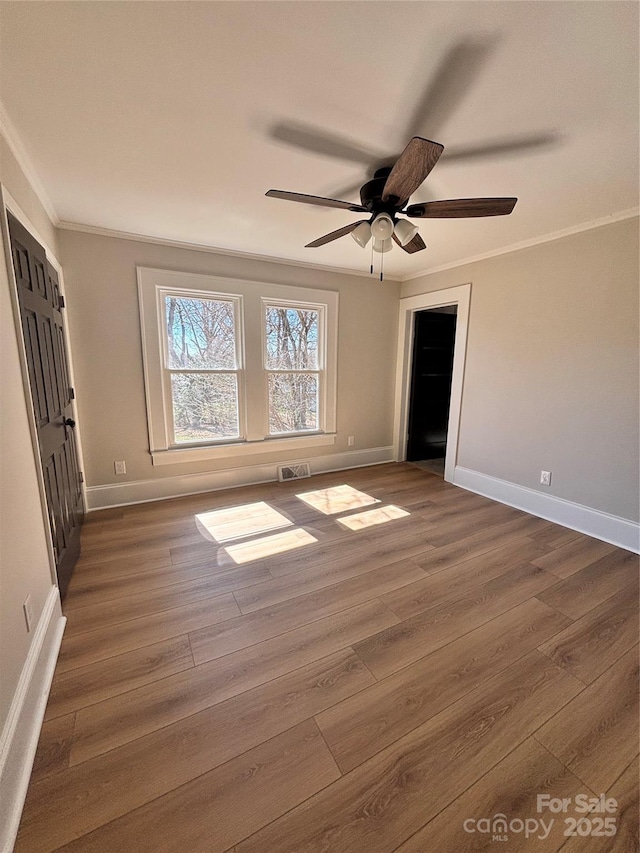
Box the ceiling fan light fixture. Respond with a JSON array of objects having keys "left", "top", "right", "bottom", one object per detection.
[
  {"left": 372, "top": 237, "right": 392, "bottom": 253},
  {"left": 394, "top": 218, "right": 419, "bottom": 246},
  {"left": 370, "top": 213, "right": 394, "bottom": 241},
  {"left": 351, "top": 221, "right": 372, "bottom": 248}
]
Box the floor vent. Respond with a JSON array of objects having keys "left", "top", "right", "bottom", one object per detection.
[{"left": 277, "top": 462, "right": 311, "bottom": 482}]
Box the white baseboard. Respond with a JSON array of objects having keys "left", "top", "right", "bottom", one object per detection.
[
  {"left": 86, "top": 445, "right": 396, "bottom": 510},
  {"left": 0, "top": 586, "right": 65, "bottom": 853},
  {"left": 453, "top": 466, "right": 640, "bottom": 554}
]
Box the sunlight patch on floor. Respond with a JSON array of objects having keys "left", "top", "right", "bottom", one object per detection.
[
  {"left": 296, "top": 484, "right": 379, "bottom": 515},
  {"left": 195, "top": 501, "right": 292, "bottom": 543},
  {"left": 224, "top": 528, "right": 318, "bottom": 564},
  {"left": 336, "top": 505, "right": 410, "bottom": 531}
]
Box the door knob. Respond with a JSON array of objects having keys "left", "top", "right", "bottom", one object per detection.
[{"left": 63, "top": 418, "right": 76, "bottom": 428}]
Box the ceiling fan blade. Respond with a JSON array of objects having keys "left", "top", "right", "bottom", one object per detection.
[
  {"left": 404, "top": 38, "right": 497, "bottom": 140},
  {"left": 269, "top": 121, "right": 386, "bottom": 166},
  {"left": 266, "top": 189, "right": 367, "bottom": 212},
  {"left": 382, "top": 137, "right": 444, "bottom": 206},
  {"left": 393, "top": 232, "right": 427, "bottom": 254},
  {"left": 405, "top": 198, "right": 517, "bottom": 218},
  {"left": 442, "top": 133, "right": 558, "bottom": 164},
  {"left": 305, "top": 220, "right": 367, "bottom": 248}
]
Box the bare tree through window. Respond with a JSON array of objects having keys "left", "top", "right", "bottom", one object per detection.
[
  {"left": 165, "top": 296, "right": 239, "bottom": 442},
  {"left": 265, "top": 307, "right": 320, "bottom": 434}
]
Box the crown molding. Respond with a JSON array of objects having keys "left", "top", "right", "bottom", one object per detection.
[
  {"left": 56, "top": 220, "right": 403, "bottom": 282},
  {"left": 0, "top": 100, "right": 59, "bottom": 225},
  {"left": 402, "top": 207, "right": 640, "bottom": 282}
]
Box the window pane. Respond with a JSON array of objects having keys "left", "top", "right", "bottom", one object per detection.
[
  {"left": 265, "top": 307, "right": 318, "bottom": 370},
  {"left": 171, "top": 373, "right": 239, "bottom": 443},
  {"left": 165, "top": 296, "right": 236, "bottom": 369},
  {"left": 268, "top": 373, "right": 318, "bottom": 434}
]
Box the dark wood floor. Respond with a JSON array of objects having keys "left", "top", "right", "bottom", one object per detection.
[{"left": 15, "top": 464, "right": 639, "bottom": 852}]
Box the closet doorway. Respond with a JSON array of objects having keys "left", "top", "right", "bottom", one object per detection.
[
  {"left": 394, "top": 284, "right": 470, "bottom": 483},
  {"left": 406, "top": 306, "right": 457, "bottom": 475}
]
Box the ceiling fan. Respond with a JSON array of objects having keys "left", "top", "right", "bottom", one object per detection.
[{"left": 266, "top": 136, "right": 517, "bottom": 255}]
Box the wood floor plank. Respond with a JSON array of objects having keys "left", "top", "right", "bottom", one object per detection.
[
  {"left": 44, "top": 636, "right": 194, "bottom": 721},
  {"left": 538, "top": 586, "right": 639, "bottom": 683},
  {"left": 263, "top": 521, "right": 434, "bottom": 579},
  {"left": 527, "top": 525, "right": 583, "bottom": 550},
  {"left": 30, "top": 714, "right": 76, "bottom": 783},
  {"left": 317, "top": 598, "right": 570, "bottom": 773},
  {"left": 559, "top": 756, "right": 639, "bottom": 852},
  {"left": 69, "top": 550, "right": 172, "bottom": 583},
  {"left": 537, "top": 549, "right": 639, "bottom": 619},
  {"left": 64, "top": 558, "right": 270, "bottom": 611},
  {"left": 355, "top": 562, "right": 558, "bottom": 679},
  {"left": 233, "top": 538, "right": 432, "bottom": 613},
  {"left": 63, "top": 567, "right": 270, "bottom": 636},
  {"left": 78, "top": 539, "right": 189, "bottom": 568},
  {"left": 81, "top": 517, "right": 200, "bottom": 552},
  {"left": 413, "top": 514, "right": 551, "bottom": 575},
  {"left": 381, "top": 537, "right": 547, "bottom": 621},
  {"left": 234, "top": 652, "right": 583, "bottom": 853},
  {"left": 56, "top": 593, "right": 239, "bottom": 673},
  {"left": 52, "top": 720, "right": 340, "bottom": 853},
  {"left": 15, "top": 650, "right": 372, "bottom": 853},
  {"left": 420, "top": 501, "right": 524, "bottom": 548},
  {"left": 532, "top": 535, "right": 617, "bottom": 578},
  {"left": 384, "top": 479, "right": 482, "bottom": 503},
  {"left": 396, "top": 737, "right": 592, "bottom": 853},
  {"left": 190, "top": 559, "right": 427, "bottom": 664},
  {"left": 70, "top": 599, "right": 398, "bottom": 764},
  {"left": 535, "top": 645, "right": 639, "bottom": 792}
]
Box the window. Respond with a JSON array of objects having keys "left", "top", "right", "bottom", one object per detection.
[
  {"left": 164, "top": 294, "right": 241, "bottom": 444},
  {"left": 264, "top": 304, "right": 320, "bottom": 435},
  {"left": 138, "top": 268, "right": 338, "bottom": 465}
]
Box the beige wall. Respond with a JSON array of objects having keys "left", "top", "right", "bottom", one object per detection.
[
  {"left": 0, "top": 136, "right": 59, "bottom": 729},
  {"left": 57, "top": 229, "right": 400, "bottom": 488},
  {"left": 402, "top": 216, "right": 640, "bottom": 522}
]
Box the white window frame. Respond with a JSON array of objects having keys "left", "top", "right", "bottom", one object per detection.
[{"left": 138, "top": 267, "right": 338, "bottom": 466}]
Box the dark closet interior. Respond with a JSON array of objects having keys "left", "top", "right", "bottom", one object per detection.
[{"left": 406, "top": 306, "right": 457, "bottom": 464}]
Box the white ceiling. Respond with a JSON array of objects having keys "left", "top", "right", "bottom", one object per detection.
[{"left": 0, "top": 1, "right": 637, "bottom": 278}]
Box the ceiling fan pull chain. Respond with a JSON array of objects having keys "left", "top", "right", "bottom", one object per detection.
[
  {"left": 380, "top": 249, "right": 384, "bottom": 282},
  {"left": 370, "top": 239, "right": 374, "bottom": 276}
]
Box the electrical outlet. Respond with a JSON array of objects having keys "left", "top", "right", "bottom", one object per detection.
[
  {"left": 540, "top": 470, "right": 552, "bottom": 486},
  {"left": 347, "top": 436, "right": 355, "bottom": 447},
  {"left": 23, "top": 595, "right": 34, "bottom": 632},
  {"left": 114, "top": 460, "right": 126, "bottom": 475}
]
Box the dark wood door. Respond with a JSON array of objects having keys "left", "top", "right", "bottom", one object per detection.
[
  {"left": 8, "top": 212, "right": 83, "bottom": 597},
  {"left": 406, "top": 309, "right": 457, "bottom": 461}
]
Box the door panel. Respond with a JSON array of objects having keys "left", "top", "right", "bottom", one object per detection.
[{"left": 8, "top": 212, "right": 83, "bottom": 597}]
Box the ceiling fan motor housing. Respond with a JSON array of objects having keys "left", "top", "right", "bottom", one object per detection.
[{"left": 360, "top": 168, "right": 399, "bottom": 216}]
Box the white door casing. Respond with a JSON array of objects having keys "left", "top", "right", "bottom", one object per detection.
[{"left": 393, "top": 283, "right": 471, "bottom": 483}]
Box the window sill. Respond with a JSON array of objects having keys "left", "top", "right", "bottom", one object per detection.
[{"left": 151, "top": 433, "right": 336, "bottom": 466}]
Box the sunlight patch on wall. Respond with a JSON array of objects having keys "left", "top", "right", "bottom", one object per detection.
[
  {"left": 195, "top": 501, "right": 292, "bottom": 543},
  {"left": 296, "top": 484, "right": 379, "bottom": 515},
  {"left": 224, "top": 528, "right": 317, "bottom": 565},
  {"left": 336, "top": 505, "right": 410, "bottom": 531}
]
